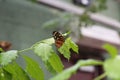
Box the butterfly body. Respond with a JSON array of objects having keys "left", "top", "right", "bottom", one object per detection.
[{"left": 52, "top": 31, "right": 64, "bottom": 48}]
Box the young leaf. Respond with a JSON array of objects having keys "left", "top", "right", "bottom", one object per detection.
[
  {"left": 33, "top": 42, "right": 63, "bottom": 73},
  {"left": 103, "top": 44, "right": 117, "bottom": 58},
  {"left": 0, "top": 68, "right": 12, "bottom": 80},
  {"left": 41, "top": 38, "right": 54, "bottom": 45},
  {"left": 34, "top": 43, "right": 53, "bottom": 61},
  {"left": 0, "top": 50, "right": 18, "bottom": 66},
  {"left": 69, "top": 38, "right": 78, "bottom": 53},
  {"left": 4, "top": 62, "right": 30, "bottom": 80},
  {"left": 23, "top": 55, "right": 44, "bottom": 80},
  {"left": 104, "top": 55, "right": 120, "bottom": 79},
  {"left": 48, "top": 52, "right": 64, "bottom": 73},
  {"left": 58, "top": 38, "right": 78, "bottom": 60},
  {"left": 50, "top": 59, "right": 103, "bottom": 80}
]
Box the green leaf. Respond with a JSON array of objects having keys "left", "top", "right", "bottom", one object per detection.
[
  {"left": 69, "top": 38, "right": 78, "bottom": 53},
  {"left": 103, "top": 44, "right": 117, "bottom": 58},
  {"left": 23, "top": 55, "right": 44, "bottom": 80},
  {"left": 45, "top": 61, "right": 57, "bottom": 74},
  {"left": 104, "top": 56, "right": 120, "bottom": 79},
  {"left": 41, "top": 38, "right": 54, "bottom": 45},
  {"left": 32, "top": 38, "right": 54, "bottom": 48},
  {"left": 34, "top": 43, "right": 53, "bottom": 61},
  {"left": 0, "top": 50, "right": 18, "bottom": 66},
  {"left": 0, "top": 68, "right": 12, "bottom": 80},
  {"left": 50, "top": 59, "right": 103, "bottom": 80},
  {"left": 0, "top": 48, "right": 4, "bottom": 53},
  {"left": 48, "top": 53, "right": 64, "bottom": 73},
  {"left": 33, "top": 42, "right": 63, "bottom": 73},
  {"left": 58, "top": 38, "right": 78, "bottom": 60},
  {"left": 4, "top": 62, "right": 30, "bottom": 80},
  {"left": 44, "top": 52, "right": 64, "bottom": 74}
]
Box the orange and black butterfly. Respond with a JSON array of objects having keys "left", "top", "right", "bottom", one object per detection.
[{"left": 52, "top": 31, "right": 65, "bottom": 48}]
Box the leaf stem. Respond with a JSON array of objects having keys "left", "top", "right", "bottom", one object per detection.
[
  {"left": 94, "top": 73, "right": 107, "bottom": 80},
  {"left": 18, "top": 47, "right": 33, "bottom": 53}
]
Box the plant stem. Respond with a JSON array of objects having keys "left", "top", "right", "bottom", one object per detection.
[
  {"left": 94, "top": 73, "right": 107, "bottom": 80},
  {"left": 18, "top": 47, "right": 33, "bottom": 53}
]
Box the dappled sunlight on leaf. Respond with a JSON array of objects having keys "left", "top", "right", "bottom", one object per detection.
[
  {"left": 0, "top": 50, "right": 18, "bottom": 66},
  {"left": 41, "top": 38, "right": 54, "bottom": 45},
  {"left": 33, "top": 42, "right": 64, "bottom": 73},
  {"left": 58, "top": 37, "right": 78, "bottom": 60},
  {"left": 34, "top": 43, "right": 53, "bottom": 61}
]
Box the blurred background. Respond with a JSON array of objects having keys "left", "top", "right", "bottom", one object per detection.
[{"left": 0, "top": 0, "right": 120, "bottom": 80}]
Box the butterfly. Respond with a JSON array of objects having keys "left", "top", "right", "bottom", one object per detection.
[
  {"left": 52, "top": 31, "right": 65, "bottom": 48},
  {"left": 0, "top": 41, "right": 11, "bottom": 51}
]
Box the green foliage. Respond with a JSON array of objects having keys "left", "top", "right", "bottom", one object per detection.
[
  {"left": 0, "top": 68, "right": 12, "bottom": 80},
  {"left": 0, "top": 50, "right": 18, "bottom": 66},
  {"left": 23, "top": 55, "right": 44, "bottom": 80},
  {"left": 103, "top": 44, "right": 120, "bottom": 80},
  {"left": 50, "top": 43, "right": 120, "bottom": 80},
  {"left": 103, "top": 44, "right": 117, "bottom": 58},
  {"left": 0, "top": 34, "right": 69, "bottom": 79},
  {"left": 102, "top": 44, "right": 120, "bottom": 80},
  {"left": 3, "top": 62, "right": 30, "bottom": 80},
  {"left": 1, "top": 31, "right": 119, "bottom": 80},
  {"left": 58, "top": 37, "right": 78, "bottom": 60},
  {"left": 0, "top": 31, "right": 78, "bottom": 75},
  {"left": 32, "top": 34, "right": 78, "bottom": 73},
  {"left": 50, "top": 59, "right": 103, "bottom": 80},
  {"left": 41, "top": 38, "right": 54, "bottom": 45},
  {"left": 48, "top": 53, "right": 64, "bottom": 73},
  {"left": 0, "top": 0, "right": 113, "bottom": 79},
  {"left": 33, "top": 37, "right": 64, "bottom": 73},
  {"left": 44, "top": 53, "right": 64, "bottom": 74},
  {"left": 79, "top": 12, "right": 92, "bottom": 26},
  {"left": 0, "top": 48, "right": 4, "bottom": 53},
  {"left": 45, "top": 61, "right": 57, "bottom": 74},
  {"left": 104, "top": 56, "right": 120, "bottom": 80},
  {"left": 34, "top": 43, "right": 53, "bottom": 61}
]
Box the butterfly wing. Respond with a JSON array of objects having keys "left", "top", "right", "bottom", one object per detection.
[{"left": 52, "top": 31, "right": 64, "bottom": 48}]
